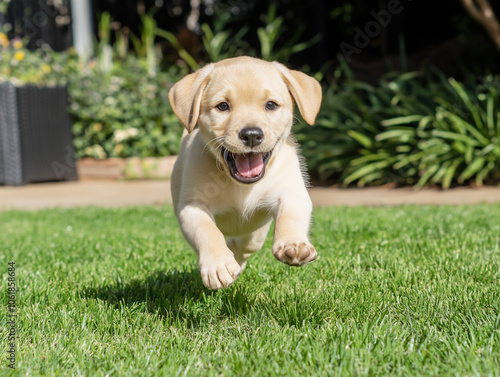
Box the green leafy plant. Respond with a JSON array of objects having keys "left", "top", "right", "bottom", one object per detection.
[
  {"left": 155, "top": 27, "right": 199, "bottom": 71},
  {"left": 1, "top": 11, "right": 184, "bottom": 160},
  {"left": 200, "top": 22, "right": 250, "bottom": 63},
  {"left": 69, "top": 58, "right": 183, "bottom": 159},
  {"left": 296, "top": 64, "right": 500, "bottom": 188},
  {"left": 389, "top": 75, "right": 500, "bottom": 188},
  {"left": 338, "top": 72, "right": 442, "bottom": 187},
  {"left": 95, "top": 12, "right": 114, "bottom": 73},
  {"left": 295, "top": 68, "right": 418, "bottom": 186},
  {"left": 0, "top": 34, "right": 78, "bottom": 85},
  {"left": 194, "top": 2, "right": 321, "bottom": 65},
  {"left": 97, "top": 10, "right": 158, "bottom": 76},
  {"left": 130, "top": 11, "right": 158, "bottom": 76},
  {"left": 0, "top": 0, "right": 10, "bottom": 15},
  {"left": 257, "top": 2, "right": 321, "bottom": 62}
]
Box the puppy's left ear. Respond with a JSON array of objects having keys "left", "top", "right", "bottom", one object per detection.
[
  {"left": 273, "top": 62, "right": 322, "bottom": 125},
  {"left": 169, "top": 64, "right": 214, "bottom": 132}
]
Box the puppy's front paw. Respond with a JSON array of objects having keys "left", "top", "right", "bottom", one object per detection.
[
  {"left": 273, "top": 240, "right": 317, "bottom": 266},
  {"left": 199, "top": 254, "right": 242, "bottom": 290}
]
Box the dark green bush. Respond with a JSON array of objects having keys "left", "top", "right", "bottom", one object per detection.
[{"left": 295, "top": 68, "right": 500, "bottom": 187}]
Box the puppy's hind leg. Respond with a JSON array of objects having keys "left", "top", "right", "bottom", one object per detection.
[{"left": 227, "top": 220, "right": 272, "bottom": 269}]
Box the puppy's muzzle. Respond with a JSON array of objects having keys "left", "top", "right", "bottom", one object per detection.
[
  {"left": 220, "top": 126, "right": 270, "bottom": 185},
  {"left": 221, "top": 149, "right": 272, "bottom": 184},
  {"left": 220, "top": 126, "right": 272, "bottom": 184}
]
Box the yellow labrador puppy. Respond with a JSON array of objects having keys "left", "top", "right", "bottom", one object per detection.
[{"left": 169, "top": 56, "right": 322, "bottom": 290}]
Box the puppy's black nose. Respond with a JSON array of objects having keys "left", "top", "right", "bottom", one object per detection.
[{"left": 239, "top": 127, "right": 264, "bottom": 148}]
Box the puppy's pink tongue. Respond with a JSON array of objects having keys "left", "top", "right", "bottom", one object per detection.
[{"left": 234, "top": 153, "right": 264, "bottom": 178}]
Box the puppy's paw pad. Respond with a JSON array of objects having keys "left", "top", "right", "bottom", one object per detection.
[
  {"left": 200, "top": 256, "right": 242, "bottom": 290},
  {"left": 273, "top": 240, "right": 317, "bottom": 266}
]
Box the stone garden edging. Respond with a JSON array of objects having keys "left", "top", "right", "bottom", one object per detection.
[{"left": 77, "top": 156, "right": 177, "bottom": 180}]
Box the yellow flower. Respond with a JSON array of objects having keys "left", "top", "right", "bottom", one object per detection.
[
  {"left": 114, "top": 144, "right": 123, "bottom": 155},
  {"left": 12, "top": 39, "right": 23, "bottom": 49},
  {"left": 0, "top": 33, "right": 9, "bottom": 47},
  {"left": 41, "top": 65, "right": 51, "bottom": 74},
  {"left": 13, "top": 51, "right": 25, "bottom": 61}
]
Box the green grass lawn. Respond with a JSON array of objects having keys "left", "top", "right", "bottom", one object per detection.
[{"left": 1, "top": 204, "right": 499, "bottom": 376}]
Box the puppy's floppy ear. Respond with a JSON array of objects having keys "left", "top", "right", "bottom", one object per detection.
[
  {"left": 169, "top": 64, "right": 214, "bottom": 132},
  {"left": 273, "top": 62, "right": 322, "bottom": 125}
]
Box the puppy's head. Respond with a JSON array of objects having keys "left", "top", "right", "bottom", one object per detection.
[{"left": 169, "top": 56, "right": 322, "bottom": 184}]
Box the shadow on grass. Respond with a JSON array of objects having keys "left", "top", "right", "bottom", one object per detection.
[
  {"left": 81, "top": 268, "right": 257, "bottom": 327},
  {"left": 81, "top": 267, "right": 331, "bottom": 328}
]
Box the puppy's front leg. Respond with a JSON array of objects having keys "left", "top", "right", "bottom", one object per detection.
[
  {"left": 178, "top": 204, "right": 241, "bottom": 289},
  {"left": 272, "top": 194, "right": 317, "bottom": 266}
]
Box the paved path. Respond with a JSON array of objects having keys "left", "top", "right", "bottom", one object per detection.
[
  {"left": 308, "top": 186, "right": 500, "bottom": 206},
  {"left": 0, "top": 181, "right": 169, "bottom": 211},
  {"left": 1, "top": 181, "right": 500, "bottom": 211}
]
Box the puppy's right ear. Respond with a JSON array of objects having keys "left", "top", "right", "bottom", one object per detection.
[{"left": 169, "top": 64, "right": 214, "bottom": 133}]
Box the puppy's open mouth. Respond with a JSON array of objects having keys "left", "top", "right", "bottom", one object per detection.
[{"left": 221, "top": 148, "right": 272, "bottom": 184}]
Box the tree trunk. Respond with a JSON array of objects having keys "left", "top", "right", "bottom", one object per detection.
[{"left": 461, "top": 0, "right": 500, "bottom": 51}]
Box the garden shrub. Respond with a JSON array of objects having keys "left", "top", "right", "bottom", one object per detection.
[
  {"left": 0, "top": 34, "right": 78, "bottom": 85},
  {"left": 0, "top": 29, "right": 184, "bottom": 160},
  {"left": 69, "top": 58, "right": 183, "bottom": 159},
  {"left": 295, "top": 68, "right": 500, "bottom": 188}
]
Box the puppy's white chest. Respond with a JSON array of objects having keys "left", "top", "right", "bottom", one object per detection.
[{"left": 214, "top": 208, "right": 272, "bottom": 237}]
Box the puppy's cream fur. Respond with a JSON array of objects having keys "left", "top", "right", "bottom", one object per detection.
[{"left": 169, "top": 56, "right": 322, "bottom": 290}]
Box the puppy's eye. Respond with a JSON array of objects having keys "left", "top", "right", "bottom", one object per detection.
[
  {"left": 265, "top": 101, "right": 278, "bottom": 110},
  {"left": 216, "top": 102, "right": 229, "bottom": 111}
]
